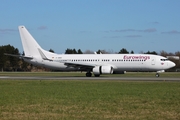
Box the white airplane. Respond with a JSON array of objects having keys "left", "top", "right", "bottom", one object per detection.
[{"left": 12, "top": 26, "right": 176, "bottom": 77}]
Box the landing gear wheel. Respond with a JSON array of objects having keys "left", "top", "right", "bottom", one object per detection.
[
  {"left": 94, "top": 74, "right": 100, "bottom": 77},
  {"left": 155, "top": 73, "right": 160, "bottom": 77},
  {"left": 86, "top": 72, "right": 92, "bottom": 77}
]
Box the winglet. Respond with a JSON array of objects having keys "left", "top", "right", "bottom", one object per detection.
[{"left": 38, "top": 48, "right": 53, "bottom": 61}]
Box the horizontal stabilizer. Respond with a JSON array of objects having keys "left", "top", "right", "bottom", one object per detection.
[{"left": 4, "top": 53, "right": 33, "bottom": 59}]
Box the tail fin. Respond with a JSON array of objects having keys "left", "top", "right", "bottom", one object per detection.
[{"left": 18, "top": 26, "right": 42, "bottom": 57}]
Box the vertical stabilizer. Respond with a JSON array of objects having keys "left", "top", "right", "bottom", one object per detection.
[{"left": 18, "top": 26, "right": 42, "bottom": 57}]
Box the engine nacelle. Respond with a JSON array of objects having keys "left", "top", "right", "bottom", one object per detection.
[{"left": 93, "top": 66, "right": 113, "bottom": 75}]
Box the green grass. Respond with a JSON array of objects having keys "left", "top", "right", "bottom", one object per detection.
[{"left": 0, "top": 80, "right": 180, "bottom": 120}]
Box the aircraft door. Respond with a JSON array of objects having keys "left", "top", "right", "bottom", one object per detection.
[{"left": 151, "top": 57, "right": 156, "bottom": 65}]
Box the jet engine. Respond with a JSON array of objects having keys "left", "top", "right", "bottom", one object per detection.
[{"left": 93, "top": 66, "right": 113, "bottom": 75}]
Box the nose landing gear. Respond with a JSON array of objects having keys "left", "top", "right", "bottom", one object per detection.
[{"left": 155, "top": 73, "right": 160, "bottom": 77}]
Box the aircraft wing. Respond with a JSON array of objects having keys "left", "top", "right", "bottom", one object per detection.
[{"left": 61, "top": 61, "right": 96, "bottom": 69}]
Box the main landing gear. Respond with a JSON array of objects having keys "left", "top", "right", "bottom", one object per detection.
[
  {"left": 86, "top": 72, "right": 92, "bottom": 77},
  {"left": 85, "top": 72, "right": 100, "bottom": 77}
]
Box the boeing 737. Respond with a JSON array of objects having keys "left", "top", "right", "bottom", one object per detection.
[{"left": 7, "top": 26, "right": 176, "bottom": 77}]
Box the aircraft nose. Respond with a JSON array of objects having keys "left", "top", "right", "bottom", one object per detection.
[{"left": 169, "top": 61, "right": 176, "bottom": 68}]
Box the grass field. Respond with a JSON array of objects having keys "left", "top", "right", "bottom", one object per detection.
[{"left": 0, "top": 72, "right": 180, "bottom": 120}]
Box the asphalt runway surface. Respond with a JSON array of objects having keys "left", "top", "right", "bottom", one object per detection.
[{"left": 0, "top": 76, "right": 180, "bottom": 81}]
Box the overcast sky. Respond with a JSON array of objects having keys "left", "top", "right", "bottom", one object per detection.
[{"left": 1, "top": 0, "right": 180, "bottom": 54}]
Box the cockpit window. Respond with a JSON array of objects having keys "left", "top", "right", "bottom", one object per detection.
[{"left": 160, "top": 59, "right": 169, "bottom": 61}]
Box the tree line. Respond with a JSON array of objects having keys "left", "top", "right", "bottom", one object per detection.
[{"left": 0, "top": 44, "right": 179, "bottom": 72}]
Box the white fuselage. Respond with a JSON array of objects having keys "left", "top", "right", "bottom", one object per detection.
[{"left": 24, "top": 54, "right": 175, "bottom": 72}]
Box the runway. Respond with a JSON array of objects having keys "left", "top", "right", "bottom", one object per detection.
[{"left": 0, "top": 76, "right": 180, "bottom": 81}]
